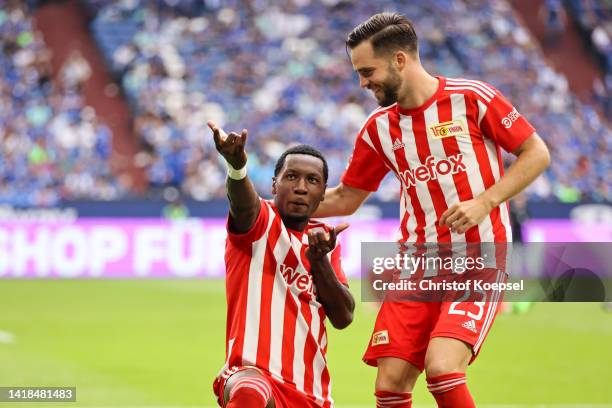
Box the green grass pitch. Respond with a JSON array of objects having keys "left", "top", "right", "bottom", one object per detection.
[{"left": 0, "top": 279, "right": 611, "bottom": 407}]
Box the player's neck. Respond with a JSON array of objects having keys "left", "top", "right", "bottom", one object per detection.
[
  {"left": 282, "top": 216, "right": 309, "bottom": 232},
  {"left": 397, "top": 68, "right": 439, "bottom": 111}
]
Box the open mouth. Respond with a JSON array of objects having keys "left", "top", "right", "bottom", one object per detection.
[{"left": 289, "top": 201, "right": 308, "bottom": 208}]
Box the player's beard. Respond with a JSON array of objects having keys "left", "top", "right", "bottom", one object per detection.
[{"left": 374, "top": 68, "right": 402, "bottom": 107}]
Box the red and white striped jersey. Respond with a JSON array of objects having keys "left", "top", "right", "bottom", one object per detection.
[
  {"left": 222, "top": 199, "right": 347, "bottom": 407},
  {"left": 342, "top": 77, "right": 536, "bottom": 243}
]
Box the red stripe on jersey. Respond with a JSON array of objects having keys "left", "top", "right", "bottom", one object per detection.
[
  {"left": 464, "top": 97, "right": 507, "bottom": 242},
  {"left": 225, "top": 244, "right": 248, "bottom": 369},
  {"left": 436, "top": 96, "right": 481, "bottom": 242},
  {"left": 298, "top": 245, "right": 316, "bottom": 398},
  {"left": 317, "top": 306, "right": 330, "bottom": 403},
  {"left": 279, "top": 247, "right": 300, "bottom": 384},
  {"left": 411, "top": 110, "right": 452, "bottom": 242},
  {"left": 387, "top": 111, "right": 427, "bottom": 243},
  {"left": 255, "top": 219, "right": 282, "bottom": 371}
]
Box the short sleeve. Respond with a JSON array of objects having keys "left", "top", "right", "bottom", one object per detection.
[
  {"left": 341, "top": 129, "right": 389, "bottom": 192},
  {"left": 329, "top": 242, "right": 348, "bottom": 286},
  {"left": 479, "top": 89, "right": 536, "bottom": 153},
  {"left": 226, "top": 198, "right": 270, "bottom": 246}
]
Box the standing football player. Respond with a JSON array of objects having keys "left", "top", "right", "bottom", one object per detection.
[
  {"left": 314, "top": 12, "right": 550, "bottom": 408},
  {"left": 209, "top": 120, "right": 355, "bottom": 408}
]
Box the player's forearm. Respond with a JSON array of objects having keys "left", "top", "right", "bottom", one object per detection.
[
  {"left": 479, "top": 135, "right": 550, "bottom": 209},
  {"left": 226, "top": 175, "right": 260, "bottom": 231},
  {"left": 309, "top": 258, "right": 355, "bottom": 329},
  {"left": 314, "top": 184, "right": 369, "bottom": 218}
]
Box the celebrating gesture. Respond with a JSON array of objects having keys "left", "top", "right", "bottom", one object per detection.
[
  {"left": 210, "top": 119, "right": 354, "bottom": 408},
  {"left": 207, "top": 120, "right": 248, "bottom": 170},
  {"left": 306, "top": 223, "right": 350, "bottom": 261}
]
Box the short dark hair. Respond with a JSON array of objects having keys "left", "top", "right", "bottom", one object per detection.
[
  {"left": 346, "top": 12, "right": 418, "bottom": 55},
  {"left": 274, "top": 145, "right": 328, "bottom": 183}
]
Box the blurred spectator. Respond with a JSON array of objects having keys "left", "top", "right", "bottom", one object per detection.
[
  {"left": 540, "top": 0, "right": 567, "bottom": 47},
  {"left": 2, "top": 0, "right": 609, "bottom": 207},
  {"left": 161, "top": 187, "right": 190, "bottom": 219},
  {"left": 565, "top": 0, "right": 612, "bottom": 116},
  {"left": 0, "top": 0, "right": 124, "bottom": 206},
  {"left": 85, "top": 0, "right": 612, "bottom": 203}
]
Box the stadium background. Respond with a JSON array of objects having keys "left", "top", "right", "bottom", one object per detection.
[{"left": 0, "top": 0, "right": 611, "bottom": 406}]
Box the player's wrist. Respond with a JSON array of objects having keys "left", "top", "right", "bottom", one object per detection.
[
  {"left": 478, "top": 192, "right": 498, "bottom": 211},
  {"left": 226, "top": 161, "right": 247, "bottom": 180}
]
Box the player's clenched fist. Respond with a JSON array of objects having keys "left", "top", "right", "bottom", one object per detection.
[
  {"left": 207, "top": 120, "right": 248, "bottom": 170},
  {"left": 306, "top": 224, "right": 349, "bottom": 261}
]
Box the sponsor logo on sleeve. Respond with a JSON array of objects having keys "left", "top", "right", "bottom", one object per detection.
[{"left": 501, "top": 108, "right": 520, "bottom": 129}]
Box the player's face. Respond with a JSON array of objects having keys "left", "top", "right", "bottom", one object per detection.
[
  {"left": 351, "top": 41, "right": 403, "bottom": 107},
  {"left": 272, "top": 154, "right": 326, "bottom": 223}
]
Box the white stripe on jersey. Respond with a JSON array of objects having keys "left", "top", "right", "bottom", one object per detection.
[
  {"left": 358, "top": 103, "right": 398, "bottom": 135},
  {"left": 361, "top": 128, "right": 378, "bottom": 152},
  {"left": 477, "top": 99, "right": 488, "bottom": 127},
  {"left": 422, "top": 101, "right": 464, "bottom": 243},
  {"left": 449, "top": 94, "right": 496, "bottom": 242},
  {"left": 396, "top": 115, "right": 438, "bottom": 242},
  {"left": 242, "top": 205, "right": 277, "bottom": 366},
  {"left": 268, "top": 224, "right": 292, "bottom": 383},
  {"left": 474, "top": 270, "right": 504, "bottom": 352},
  {"left": 446, "top": 78, "right": 496, "bottom": 98},
  {"left": 445, "top": 85, "right": 492, "bottom": 103},
  {"left": 309, "top": 303, "right": 325, "bottom": 405},
  {"left": 372, "top": 115, "right": 418, "bottom": 244},
  {"left": 289, "top": 232, "right": 309, "bottom": 394}
]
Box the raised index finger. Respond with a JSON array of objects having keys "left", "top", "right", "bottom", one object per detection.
[{"left": 207, "top": 120, "right": 221, "bottom": 147}]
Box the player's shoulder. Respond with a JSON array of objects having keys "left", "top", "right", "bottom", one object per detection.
[
  {"left": 443, "top": 77, "right": 500, "bottom": 104},
  {"left": 357, "top": 104, "right": 397, "bottom": 137}
]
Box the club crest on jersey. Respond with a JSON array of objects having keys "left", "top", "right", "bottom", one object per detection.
[
  {"left": 279, "top": 263, "right": 316, "bottom": 296},
  {"left": 371, "top": 330, "right": 389, "bottom": 346},
  {"left": 429, "top": 120, "right": 468, "bottom": 139}
]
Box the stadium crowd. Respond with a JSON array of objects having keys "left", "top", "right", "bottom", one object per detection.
[
  {"left": 89, "top": 0, "right": 610, "bottom": 203},
  {"left": 2, "top": 0, "right": 610, "bottom": 206},
  {"left": 0, "top": 0, "right": 123, "bottom": 206},
  {"left": 565, "top": 0, "right": 612, "bottom": 119}
]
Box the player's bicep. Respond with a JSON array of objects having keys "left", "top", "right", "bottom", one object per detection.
[
  {"left": 511, "top": 131, "right": 546, "bottom": 156},
  {"left": 227, "top": 198, "right": 268, "bottom": 245},
  {"left": 228, "top": 197, "right": 261, "bottom": 234}
]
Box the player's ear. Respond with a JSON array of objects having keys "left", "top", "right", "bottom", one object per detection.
[
  {"left": 395, "top": 51, "right": 407, "bottom": 71},
  {"left": 272, "top": 176, "right": 277, "bottom": 195}
]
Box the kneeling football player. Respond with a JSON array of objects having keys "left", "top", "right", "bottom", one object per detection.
[{"left": 208, "top": 121, "right": 355, "bottom": 408}]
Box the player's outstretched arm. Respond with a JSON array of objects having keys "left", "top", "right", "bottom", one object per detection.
[
  {"left": 313, "top": 183, "right": 370, "bottom": 218},
  {"left": 306, "top": 224, "right": 355, "bottom": 329},
  {"left": 208, "top": 120, "right": 260, "bottom": 233},
  {"left": 440, "top": 132, "right": 550, "bottom": 234}
]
